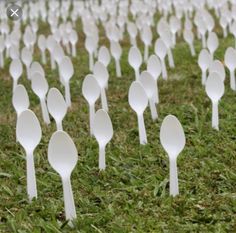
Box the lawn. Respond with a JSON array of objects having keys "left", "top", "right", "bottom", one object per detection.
[{"left": 0, "top": 19, "right": 236, "bottom": 232}]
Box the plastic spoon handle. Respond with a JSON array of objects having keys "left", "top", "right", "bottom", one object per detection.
[
  {"left": 13, "top": 79, "right": 17, "bottom": 92},
  {"left": 212, "top": 101, "right": 219, "bottom": 130},
  {"left": 154, "top": 81, "right": 159, "bottom": 104},
  {"left": 230, "top": 70, "right": 236, "bottom": 91},
  {"left": 201, "top": 70, "right": 207, "bottom": 86},
  {"left": 169, "top": 157, "right": 179, "bottom": 197},
  {"left": 149, "top": 98, "right": 158, "bottom": 121},
  {"left": 161, "top": 59, "right": 167, "bottom": 80},
  {"left": 0, "top": 52, "right": 4, "bottom": 68},
  {"left": 144, "top": 44, "right": 149, "bottom": 62},
  {"left": 62, "top": 177, "right": 76, "bottom": 221},
  {"left": 101, "top": 88, "right": 108, "bottom": 112},
  {"left": 89, "top": 52, "right": 94, "bottom": 72},
  {"left": 99, "top": 144, "right": 106, "bottom": 170},
  {"left": 40, "top": 97, "right": 50, "bottom": 125},
  {"left": 190, "top": 43, "right": 196, "bottom": 57},
  {"left": 42, "top": 50, "right": 46, "bottom": 64},
  {"left": 72, "top": 44, "right": 76, "bottom": 57},
  {"left": 115, "top": 59, "right": 121, "bottom": 77},
  {"left": 201, "top": 34, "right": 206, "bottom": 48},
  {"left": 56, "top": 121, "right": 63, "bottom": 131},
  {"left": 89, "top": 103, "right": 95, "bottom": 136},
  {"left": 26, "top": 150, "right": 37, "bottom": 201},
  {"left": 65, "top": 82, "right": 71, "bottom": 107},
  {"left": 137, "top": 114, "right": 147, "bottom": 145},
  {"left": 26, "top": 66, "right": 30, "bottom": 80},
  {"left": 172, "top": 33, "right": 176, "bottom": 45},
  {"left": 167, "top": 49, "right": 175, "bottom": 68},
  {"left": 135, "top": 69, "right": 140, "bottom": 81},
  {"left": 50, "top": 53, "right": 56, "bottom": 70}
]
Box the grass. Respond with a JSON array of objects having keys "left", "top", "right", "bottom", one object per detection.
[{"left": 0, "top": 20, "right": 236, "bottom": 232}]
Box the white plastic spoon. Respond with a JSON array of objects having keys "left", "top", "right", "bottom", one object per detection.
[
  {"left": 205, "top": 72, "right": 224, "bottom": 130},
  {"left": 155, "top": 38, "right": 168, "bottom": 80},
  {"left": 21, "top": 47, "right": 32, "bottom": 80},
  {"left": 16, "top": 109, "right": 42, "bottom": 201},
  {"left": 10, "top": 59, "right": 23, "bottom": 92},
  {"left": 224, "top": 47, "right": 236, "bottom": 91},
  {"left": 93, "top": 109, "right": 113, "bottom": 170},
  {"left": 128, "top": 46, "right": 142, "bottom": 81},
  {"left": 60, "top": 56, "right": 74, "bottom": 107},
  {"left": 147, "top": 55, "right": 162, "bottom": 104},
  {"left": 48, "top": 131, "right": 78, "bottom": 222},
  {"left": 198, "top": 49, "right": 212, "bottom": 85},
  {"left": 110, "top": 41, "right": 122, "bottom": 77},
  {"left": 93, "top": 61, "right": 109, "bottom": 112},
  {"left": 139, "top": 71, "right": 158, "bottom": 121},
  {"left": 31, "top": 72, "right": 50, "bottom": 125},
  {"left": 82, "top": 74, "right": 101, "bottom": 136},
  {"left": 160, "top": 115, "right": 186, "bottom": 197},
  {"left": 128, "top": 81, "right": 148, "bottom": 145}
]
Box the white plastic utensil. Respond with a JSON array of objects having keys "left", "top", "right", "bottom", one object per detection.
[
  {"left": 155, "top": 38, "right": 168, "bottom": 80},
  {"left": 21, "top": 47, "right": 32, "bottom": 80},
  {"left": 31, "top": 72, "right": 50, "bottom": 125},
  {"left": 93, "top": 61, "right": 109, "bottom": 111},
  {"left": 60, "top": 56, "right": 74, "bottom": 107},
  {"left": 85, "top": 36, "right": 96, "bottom": 71},
  {"left": 48, "top": 131, "right": 78, "bottom": 222},
  {"left": 205, "top": 72, "right": 224, "bottom": 130},
  {"left": 82, "top": 74, "right": 101, "bottom": 136},
  {"left": 198, "top": 49, "right": 212, "bottom": 85},
  {"left": 139, "top": 71, "right": 158, "bottom": 121},
  {"left": 224, "top": 47, "right": 236, "bottom": 91},
  {"left": 38, "top": 35, "right": 47, "bottom": 64},
  {"left": 160, "top": 115, "right": 186, "bottom": 197},
  {"left": 12, "top": 84, "right": 30, "bottom": 141},
  {"left": 110, "top": 41, "right": 122, "bottom": 77},
  {"left": 128, "top": 46, "right": 142, "bottom": 80},
  {"left": 16, "top": 109, "right": 42, "bottom": 201},
  {"left": 69, "top": 30, "right": 78, "bottom": 57},
  {"left": 93, "top": 109, "right": 113, "bottom": 170},
  {"left": 183, "top": 29, "right": 196, "bottom": 56},
  {"left": 47, "top": 88, "right": 67, "bottom": 131},
  {"left": 128, "top": 81, "right": 148, "bottom": 145},
  {"left": 9, "top": 59, "right": 23, "bottom": 92},
  {"left": 147, "top": 55, "right": 162, "bottom": 103},
  {"left": 141, "top": 25, "right": 152, "bottom": 62}
]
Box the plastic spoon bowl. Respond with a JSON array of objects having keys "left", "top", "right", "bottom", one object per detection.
[{"left": 47, "top": 88, "right": 67, "bottom": 131}]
